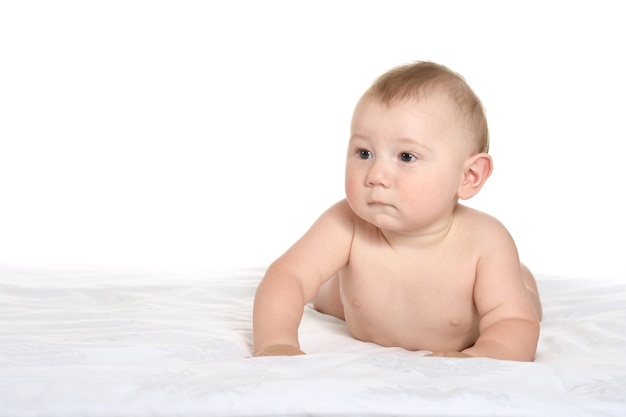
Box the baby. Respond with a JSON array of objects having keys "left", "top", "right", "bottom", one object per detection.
[{"left": 253, "top": 61, "right": 541, "bottom": 361}]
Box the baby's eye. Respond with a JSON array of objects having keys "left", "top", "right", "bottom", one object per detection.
[
  {"left": 400, "top": 152, "right": 416, "bottom": 162},
  {"left": 358, "top": 149, "right": 373, "bottom": 159}
]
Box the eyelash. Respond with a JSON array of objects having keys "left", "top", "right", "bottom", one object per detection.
[
  {"left": 357, "top": 149, "right": 417, "bottom": 162},
  {"left": 400, "top": 152, "right": 417, "bottom": 162}
]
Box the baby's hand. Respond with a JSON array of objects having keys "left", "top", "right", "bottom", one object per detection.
[
  {"left": 254, "top": 344, "right": 305, "bottom": 357},
  {"left": 426, "top": 351, "right": 472, "bottom": 358}
]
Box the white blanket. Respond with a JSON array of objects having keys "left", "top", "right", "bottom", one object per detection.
[{"left": 1, "top": 265, "right": 625, "bottom": 416}]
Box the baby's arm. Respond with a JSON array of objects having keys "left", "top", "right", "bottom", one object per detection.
[
  {"left": 461, "top": 223, "right": 540, "bottom": 361},
  {"left": 253, "top": 200, "right": 354, "bottom": 357}
]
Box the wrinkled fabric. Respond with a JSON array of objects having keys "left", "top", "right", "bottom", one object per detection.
[{"left": 1, "top": 265, "right": 625, "bottom": 417}]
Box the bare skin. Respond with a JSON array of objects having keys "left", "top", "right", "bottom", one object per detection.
[
  {"left": 253, "top": 92, "right": 541, "bottom": 361},
  {"left": 316, "top": 262, "right": 541, "bottom": 326},
  {"left": 314, "top": 242, "right": 542, "bottom": 358}
]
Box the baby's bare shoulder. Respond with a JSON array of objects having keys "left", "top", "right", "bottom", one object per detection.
[
  {"left": 457, "top": 204, "right": 509, "bottom": 232},
  {"left": 307, "top": 199, "right": 361, "bottom": 245},
  {"left": 321, "top": 199, "right": 360, "bottom": 227},
  {"left": 455, "top": 205, "right": 516, "bottom": 249},
  {"left": 455, "top": 210, "right": 523, "bottom": 279}
]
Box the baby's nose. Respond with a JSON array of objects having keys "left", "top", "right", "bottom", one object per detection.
[{"left": 366, "top": 160, "right": 392, "bottom": 187}]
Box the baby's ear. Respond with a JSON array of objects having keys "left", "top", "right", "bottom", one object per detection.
[{"left": 457, "top": 153, "right": 493, "bottom": 200}]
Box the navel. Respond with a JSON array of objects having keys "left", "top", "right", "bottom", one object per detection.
[{"left": 351, "top": 298, "right": 362, "bottom": 308}]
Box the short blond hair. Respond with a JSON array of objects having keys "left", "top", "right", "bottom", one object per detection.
[{"left": 363, "top": 61, "right": 489, "bottom": 153}]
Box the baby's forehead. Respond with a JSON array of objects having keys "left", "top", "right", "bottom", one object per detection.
[
  {"left": 356, "top": 91, "right": 461, "bottom": 119},
  {"left": 353, "top": 93, "right": 478, "bottom": 151}
]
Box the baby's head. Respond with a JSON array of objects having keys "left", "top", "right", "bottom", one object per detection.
[{"left": 361, "top": 61, "right": 489, "bottom": 155}]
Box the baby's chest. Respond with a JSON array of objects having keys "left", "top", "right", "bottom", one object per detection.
[
  {"left": 339, "top": 264, "right": 480, "bottom": 349},
  {"left": 339, "top": 261, "right": 477, "bottom": 318}
]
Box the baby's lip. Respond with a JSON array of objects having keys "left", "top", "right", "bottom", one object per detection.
[{"left": 368, "top": 200, "right": 391, "bottom": 206}]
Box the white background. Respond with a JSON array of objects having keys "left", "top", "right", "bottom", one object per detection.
[{"left": 1, "top": 1, "right": 624, "bottom": 280}]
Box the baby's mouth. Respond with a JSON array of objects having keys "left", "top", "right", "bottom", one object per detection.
[{"left": 368, "top": 200, "right": 392, "bottom": 207}]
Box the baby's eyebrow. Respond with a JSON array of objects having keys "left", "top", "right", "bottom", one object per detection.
[
  {"left": 349, "top": 134, "right": 431, "bottom": 152},
  {"left": 394, "top": 136, "right": 431, "bottom": 151},
  {"left": 395, "top": 136, "right": 422, "bottom": 145},
  {"left": 348, "top": 134, "right": 370, "bottom": 144}
]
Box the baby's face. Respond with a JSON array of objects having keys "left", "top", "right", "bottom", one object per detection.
[{"left": 344, "top": 95, "right": 473, "bottom": 233}]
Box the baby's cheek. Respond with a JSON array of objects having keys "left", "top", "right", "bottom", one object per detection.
[{"left": 344, "top": 179, "right": 360, "bottom": 203}]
